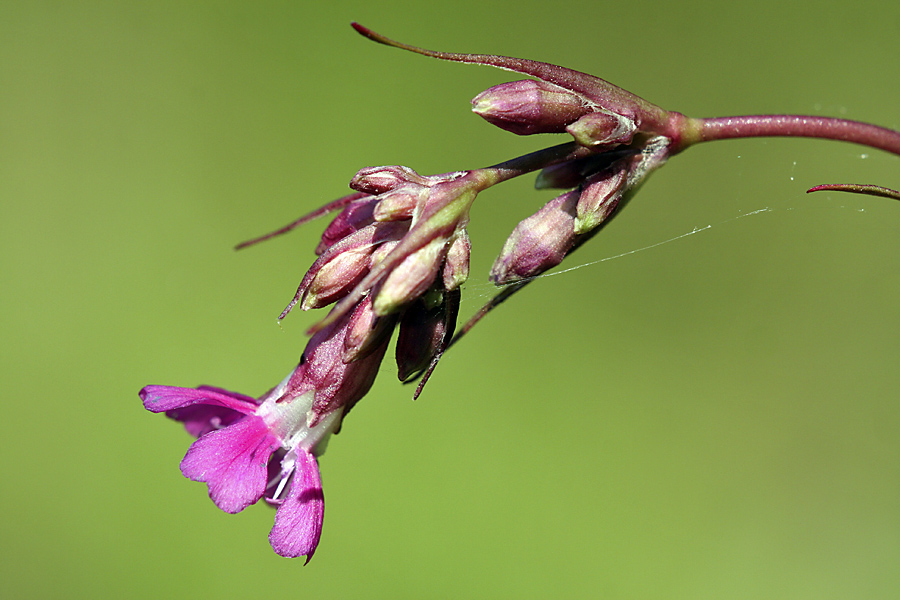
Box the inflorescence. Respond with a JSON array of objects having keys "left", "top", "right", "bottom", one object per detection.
[{"left": 141, "top": 23, "right": 899, "bottom": 560}]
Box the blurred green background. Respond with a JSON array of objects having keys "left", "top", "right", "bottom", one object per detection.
[{"left": 2, "top": 1, "right": 899, "bottom": 598}]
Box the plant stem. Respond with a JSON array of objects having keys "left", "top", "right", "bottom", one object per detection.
[
  {"left": 676, "top": 115, "right": 900, "bottom": 156},
  {"left": 480, "top": 141, "right": 596, "bottom": 185}
]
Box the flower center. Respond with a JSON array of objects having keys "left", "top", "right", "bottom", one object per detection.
[{"left": 255, "top": 375, "right": 343, "bottom": 455}]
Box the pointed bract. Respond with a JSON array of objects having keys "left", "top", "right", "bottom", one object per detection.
[{"left": 351, "top": 23, "right": 673, "bottom": 134}]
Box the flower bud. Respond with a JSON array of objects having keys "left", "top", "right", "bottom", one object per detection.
[
  {"left": 471, "top": 80, "right": 591, "bottom": 135},
  {"left": 573, "top": 165, "right": 628, "bottom": 234},
  {"left": 395, "top": 288, "right": 459, "bottom": 383},
  {"left": 350, "top": 165, "right": 426, "bottom": 195},
  {"left": 566, "top": 110, "right": 636, "bottom": 147},
  {"left": 490, "top": 190, "right": 578, "bottom": 284},
  {"left": 316, "top": 197, "right": 376, "bottom": 254},
  {"left": 305, "top": 171, "right": 483, "bottom": 335},
  {"left": 442, "top": 229, "right": 470, "bottom": 291},
  {"left": 302, "top": 247, "right": 371, "bottom": 310},
  {"left": 369, "top": 239, "right": 399, "bottom": 268},
  {"left": 293, "top": 221, "right": 407, "bottom": 313},
  {"left": 373, "top": 237, "right": 446, "bottom": 315},
  {"left": 342, "top": 296, "right": 396, "bottom": 364},
  {"left": 372, "top": 187, "right": 424, "bottom": 221}
]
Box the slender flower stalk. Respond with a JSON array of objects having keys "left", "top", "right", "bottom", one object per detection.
[{"left": 142, "top": 22, "right": 898, "bottom": 560}]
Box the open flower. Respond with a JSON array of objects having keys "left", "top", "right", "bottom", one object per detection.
[{"left": 140, "top": 306, "right": 388, "bottom": 560}]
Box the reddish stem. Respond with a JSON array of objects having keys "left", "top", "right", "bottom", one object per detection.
[
  {"left": 681, "top": 115, "right": 900, "bottom": 156},
  {"left": 807, "top": 183, "right": 900, "bottom": 200},
  {"left": 234, "top": 192, "right": 368, "bottom": 250}
]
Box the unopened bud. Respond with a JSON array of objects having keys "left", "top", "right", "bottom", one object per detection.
[
  {"left": 442, "top": 230, "right": 470, "bottom": 291},
  {"left": 342, "top": 296, "right": 396, "bottom": 364},
  {"left": 573, "top": 165, "right": 628, "bottom": 235},
  {"left": 566, "top": 110, "right": 636, "bottom": 147},
  {"left": 369, "top": 239, "right": 399, "bottom": 268},
  {"left": 373, "top": 237, "right": 446, "bottom": 315},
  {"left": 472, "top": 80, "right": 591, "bottom": 135},
  {"left": 296, "top": 222, "right": 406, "bottom": 311},
  {"left": 350, "top": 165, "right": 426, "bottom": 195},
  {"left": 395, "top": 289, "right": 459, "bottom": 383},
  {"left": 373, "top": 187, "right": 424, "bottom": 222},
  {"left": 302, "top": 248, "right": 370, "bottom": 310},
  {"left": 316, "top": 197, "right": 376, "bottom": 254},
  {"left": 490, "top": 191, "right": 578, "bottom": 284}
]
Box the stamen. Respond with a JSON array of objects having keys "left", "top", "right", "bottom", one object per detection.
[{"left": 270, "top": 453, "right": 296, "bottom": 502}]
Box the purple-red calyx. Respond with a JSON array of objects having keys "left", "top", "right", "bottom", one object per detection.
[{"left": 143, "top": 22, "right": 900, "bottom": 560}]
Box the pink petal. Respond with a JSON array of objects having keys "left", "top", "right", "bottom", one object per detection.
[
  {"left": 140, "top": 385, "right": 258, "bottom": 415},
  {"left": 196, "top": 385, "right": 259, "bottom": 405},
  {"left": 269, "top": 451, "right": 324, "bottom": 561},
  {"left": 180, "top": 416, "right": 279, "bottom": 514},
  {"left": 165, "top": 404, "right": 245, "bottom": 438}
]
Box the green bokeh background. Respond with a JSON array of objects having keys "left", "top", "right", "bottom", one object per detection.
[{"left": 2, "top": 1, "right": 899, "bottom": 598}]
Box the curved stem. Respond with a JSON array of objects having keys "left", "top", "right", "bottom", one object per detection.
[
  {"left": 807, "top": 183, "right": 900, "bottom": 200},
  {"left": 678, "top": 115, "right": 900, "bottom": 156},
  {"left": 479, "top": 141, "right": 598, "bottom": 185}
]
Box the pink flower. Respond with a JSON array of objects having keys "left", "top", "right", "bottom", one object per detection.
[{"left": 141, "top": 310, "right": 388, "bottom": 561}]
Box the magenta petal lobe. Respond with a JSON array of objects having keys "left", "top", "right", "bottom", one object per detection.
[
  {"left": 140, "top": 385, "right": 258, "bottom": 415},
  {"left": 269, "top": 450, "right": 325, "bottom": 561},
  {"left": 180, "top": 416, "right": 280, "bottom": 514},
  {"left": 166, "top": 403, "right": 246, "bottom": 438}
]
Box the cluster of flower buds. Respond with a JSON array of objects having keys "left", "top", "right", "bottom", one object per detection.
[
  {"left": 380, "top": 22, "right": 679, "bottom": 286},
  {"left": 142, "top": 23, "right": 900, "bottom": 561},
  {"left": 281, "top": 164, "right": 493, "bottom": 390},
  {"left": 490, "top": 139, "right": 670, "bottom": 284}
]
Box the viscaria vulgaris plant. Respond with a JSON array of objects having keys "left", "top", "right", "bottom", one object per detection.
[{"left": 141, "top": 23, "right": 900, "bottom": 561}]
